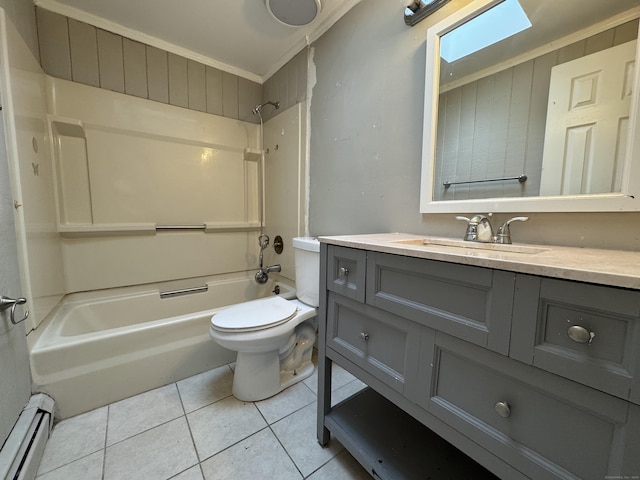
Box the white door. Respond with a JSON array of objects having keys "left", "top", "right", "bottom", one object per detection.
[
  {"left": 0, "top": 112, "right": 31, "bottom": 447},
  {"left": 540, "top": 40, "right": 636, "bottom": 195}
]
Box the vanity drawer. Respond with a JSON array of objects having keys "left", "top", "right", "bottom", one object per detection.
[
  {"left": 366, "top": 251, "right": 515, "bottom": 355},
  {"left": 424, "top": 334, "right": 635, "bottom": 480},
  {"left": 326, "top": 292, "right": 421, "bottom": 395},
  {"left": 511, "top": 275, "right": 640, "bottom": 404},
  {"left": 326, "top": 245, "right": 367, "bottom": 302}
]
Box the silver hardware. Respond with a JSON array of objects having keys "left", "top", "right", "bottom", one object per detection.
[
  {"left": 160, "top": 285, "right": 208, "bottom": 299},
  {"left": 456, "top": 213, "right": 494, "bottom": 242},
  {"left": 495, "top": 217, "right": 529, "bottom": 244},
  {"left": 156, "top": 225, "right": 206, "bottom": 231},
  {"left": 494, "top": 401, "right": 511, "bottom": 418},
  {"left": 338, "top": 267, "right": 349, "bottom": 277},
  {"left": 444, "top": 174, "right": 527, "bottom": 188},
  {"left": 274, "top": 235, "right": 284, "bottom": 254},
  {"left": 567, "top": 325, "right": 595, "bottom": 344},
  {"left": 14, "top": 200, "right": 21, "bottom": 209},
  {"left": 0, "top": 296, "right": 29, "bottom": 325},
  {"left": 359, "top": 332, "right": 369, "bottom": 342}
]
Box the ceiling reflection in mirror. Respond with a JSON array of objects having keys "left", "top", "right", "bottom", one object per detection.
[{"left": 431, "top": 0, "right": 640, "bottom": 204}]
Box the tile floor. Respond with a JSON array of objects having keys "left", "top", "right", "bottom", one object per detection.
[{"left": 35, "top": 359, "right": 371, "bottom": 480}]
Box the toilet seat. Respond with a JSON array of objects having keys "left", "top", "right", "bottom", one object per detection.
[{"left": 211, "top": 296, "right": 298, "bottom": 333}]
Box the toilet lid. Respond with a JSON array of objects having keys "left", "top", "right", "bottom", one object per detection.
[{"left": 211, "top": 296, "right": 298, "bottom": 332}]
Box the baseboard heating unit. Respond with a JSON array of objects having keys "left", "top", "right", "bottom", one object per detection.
[{"left": 0, "top": 394, "right": 55, "bottom": 480}]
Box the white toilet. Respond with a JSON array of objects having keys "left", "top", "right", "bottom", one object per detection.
[{"left": 209, "top": 237, "right": 319, "bottom": 401}]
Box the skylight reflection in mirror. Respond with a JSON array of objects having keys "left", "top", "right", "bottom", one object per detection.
[{"left": 440, "top": 0, "right": 531, "bottom": 62}]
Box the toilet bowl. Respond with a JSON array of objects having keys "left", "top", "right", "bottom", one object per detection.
[{"left": 209, "top": 237, "right": 320, "bottom": 401}]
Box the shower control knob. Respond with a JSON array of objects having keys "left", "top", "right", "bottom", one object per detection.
[{"left": 338, "top": 267, "right": 349, "bottom": 277}]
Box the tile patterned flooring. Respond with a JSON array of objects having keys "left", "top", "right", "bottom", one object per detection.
[{"left": 35, "top": 359, "right": 371, "bottom": 480}]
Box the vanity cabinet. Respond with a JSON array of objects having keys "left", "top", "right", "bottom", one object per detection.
[{"left": 318, "top": 243, "right": 640, "bottom": 480}]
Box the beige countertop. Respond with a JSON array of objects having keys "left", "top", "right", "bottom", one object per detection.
[{"left": 319, "top": 233, "right": 640, "bottom": 290}]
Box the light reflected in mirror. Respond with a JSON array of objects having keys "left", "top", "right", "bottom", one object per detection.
[{"left": 421, "top": 0, "right": 640, "bottom": 212}]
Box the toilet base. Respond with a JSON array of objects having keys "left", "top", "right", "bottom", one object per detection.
[{"left": 232, "top": 352, "right": 315, "bottom": 402}]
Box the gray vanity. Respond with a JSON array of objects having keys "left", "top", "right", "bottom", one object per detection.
[{"left": 316, "top": 233, "right": 640, "bottom": 480}]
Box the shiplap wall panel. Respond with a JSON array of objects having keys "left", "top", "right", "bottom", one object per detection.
[
  {"left": 68, "top": 19, "right": 99, "bottom": 87},
  {"left": 97, "top": 30, "right": 124, "bottom": 93},
  {"left": 187, "top": 60, "right": 206, "bottom": 112},
  {"left": 168, "top": 53, "right": 188, "bottom": 108},
  {"left": 206, "top": 66, "right": 224, "bottom": 116},
  {"left": 36, "top": 8, "right": 72, "bottom": 81},
  {"left": 222, "top": 72, "right": 239, "bottom": 119},
  {"left": 123, "top": 39, "right": 148, "bottom": 99},
  {"left": 146, "top": 46, "right": 169, "bottom": 104},
  {"left": 35, "top": 8, "right": 265, "bottom": 123}
]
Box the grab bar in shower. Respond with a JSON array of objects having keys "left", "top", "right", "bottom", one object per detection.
[
  {"left": 443, "top": 174, "right": 527, "bottom": 188},
  {"left": 156, "top": 224, "right": 206, "bottom": 231},
  {"left": 160, "top": 285, "right": 208, "bottom": 299}
]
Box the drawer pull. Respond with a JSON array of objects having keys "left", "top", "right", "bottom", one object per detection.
[
  {"left": 359, "top": 332, "right": 369, "bottom": 342},
  {"left": 494, "top": 401, "right": 511, "bottom": 418},
  {"left": 567, "top": 325, "right": 595, "bottom": 344},
  {"left": 338, "top": 266, "right": 349, "bottom": 277}
]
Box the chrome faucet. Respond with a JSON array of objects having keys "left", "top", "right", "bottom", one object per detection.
[
  {"left": 495, "top": 217, "right": 528, "bottom": 244},
  {"left": 456, "top": 213, "right": 494, "bottom": 242},
  {"left": 456, "top": 214, "right": 528, "bottom": 244}
]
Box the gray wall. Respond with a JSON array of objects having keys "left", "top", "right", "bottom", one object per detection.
[
  {"left": 0, "top": 0, "right": 37, "bottom": 57},
  {"left": 35, "top": 8, "right": 263, "bottom": 123},
  {"left": 309, "top": 0, "right": 640, "bottom": 250}
]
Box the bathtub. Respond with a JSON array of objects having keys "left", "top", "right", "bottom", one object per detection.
[{"left": 29, "top": 272, "right": 295, "bottom": 419}]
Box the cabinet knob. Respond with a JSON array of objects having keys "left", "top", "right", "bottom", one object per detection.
[
  {"left": 567, "top": 325, "right": 595, "bottom": 344},
  {"left": 338, "top": 266, "right": 349, "bottom": 277},
  {"left": 494, "top": 401, "right": 511, "bottom": 418},
  {"left": 359, "top": 332, "right": 369, "bottom": 342}
]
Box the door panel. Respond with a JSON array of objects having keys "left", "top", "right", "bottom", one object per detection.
[{"left": 540, "top": 40, "right": 636, "bottom": 195}]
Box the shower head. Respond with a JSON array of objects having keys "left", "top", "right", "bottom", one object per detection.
[{"left": 252, "top": 100, "right": 280, "bottom": 116}]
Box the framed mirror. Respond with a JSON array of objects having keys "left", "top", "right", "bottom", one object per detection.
[{"left": 420, "top": 0, "right": 640, "bottom": 212}]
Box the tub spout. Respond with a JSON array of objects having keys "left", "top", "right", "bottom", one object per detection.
[{"left": 265, "top": 264, "right": 281, "bottom": 274}]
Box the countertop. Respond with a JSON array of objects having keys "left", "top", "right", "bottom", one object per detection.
[{"left": 319, "top": 233, "right": 640, "bottom": 290}]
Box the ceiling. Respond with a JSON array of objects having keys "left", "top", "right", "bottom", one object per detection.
[{"left": 34, "top": 0, "right": 361, "bottom": 83}]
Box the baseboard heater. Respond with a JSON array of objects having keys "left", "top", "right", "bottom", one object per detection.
[{"left": 0, "top": 394, "right": 55, "bottom": 480}]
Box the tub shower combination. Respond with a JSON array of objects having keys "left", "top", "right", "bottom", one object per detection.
[{"left": 29, "top": 273, "right": 294, "bottom": 419}]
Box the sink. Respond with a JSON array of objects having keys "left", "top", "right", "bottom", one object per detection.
[{"left": 391, "top": 237, "right": 549, "bottom": 255}]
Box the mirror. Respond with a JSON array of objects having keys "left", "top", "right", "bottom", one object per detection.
[{"left": 420, "top": 0, "right": 640, "bottom": 212}]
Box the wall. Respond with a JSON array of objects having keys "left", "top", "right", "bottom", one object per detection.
[
  {"left": 0, "top": 0, "right": 37, "bottom": 58},
  {"left": 309, "top": 0, "right": 640, "bottom": 250},
  {"left": 35, "top": 8, "right": 263, "bottom": 123}
]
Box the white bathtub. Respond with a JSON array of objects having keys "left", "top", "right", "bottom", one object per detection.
[{"left": 29, "top": 272, "right": 295, "bottom": 419}]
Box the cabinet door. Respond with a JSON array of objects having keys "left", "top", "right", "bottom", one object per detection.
[
  {"left": 326, "top": 245, "right": 367, "bottom": 302},
  {"left": 366, "top": 251, "right": 515, "bottom": 355},
  {"left": 422, "top": 333, "right": 635, "bottom": 480},
  {"left": 511, "top": 275, "right": 640, "bottom": 404},
  {"left": 326, "top": 292, "right": 422, "bottom": 396}
]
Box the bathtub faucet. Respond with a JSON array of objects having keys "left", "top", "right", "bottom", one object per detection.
[{"left": 255, "top": 264, "right": 281, "bottom": 285}]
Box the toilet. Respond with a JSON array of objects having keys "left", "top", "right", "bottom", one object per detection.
[{"left": 209, "top": 237, "right": 319, "bottom": 401}]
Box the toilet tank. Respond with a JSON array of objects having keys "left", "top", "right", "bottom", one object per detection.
[{"left": 292, "top": 237, "right": 320, "bottom": 307}]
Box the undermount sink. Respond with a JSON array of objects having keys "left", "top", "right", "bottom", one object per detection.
[{"left": 391, "top": 237, "right": 549, "bottom": 255}]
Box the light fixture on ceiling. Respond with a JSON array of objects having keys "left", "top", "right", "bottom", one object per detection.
[
  {"left": 266, "top": 0, "right": 321, "bottom": 27},
  {"left": 404, "top": 0, "right": 450, "bottom": 26}
]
